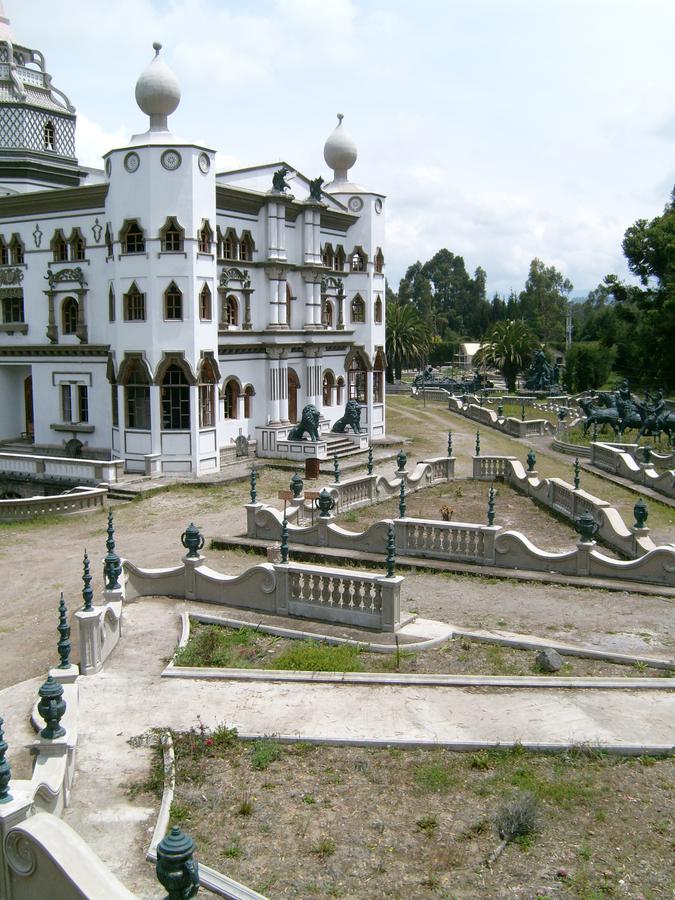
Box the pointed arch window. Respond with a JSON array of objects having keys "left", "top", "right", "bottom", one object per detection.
[
  {"left": 350, "top": 246, "right": 367, "bottom": 272},
  {"left": 199, "top": 284, "right": 212, "bottom": 321},
  {"left": 198, "top": 220, "right": 213, "bottom": 254},
  {"left": 322, "top": 243, "right": 334, "bottom": 269},
  {"left": 44, "top": 121, "right": 55, "bottom": 151},
  {"left": 223, "top": 294, "right": 238, "bottom": 327},
  {"left": 334, "top": 245, "right": 345, "bottom": 271},
  {"left": 9, "top": 234, "right": 24, "bottom": 265},
  {"left": 121, "top": 220, "right": 145, "bottom": 254},
  {"left": 347, "top": 355, "right": 367, "bottom": 404},
  {"left": 105, "top": 224, "right": 114, "bottom": 257},
  {"left": 222, "top": 378, "right": 239, "bottom": 420},
  {"left": 239, "top": 231, "right": 254, "bottom": 261},
  {"left": 221, "top": 228, "right": 238, "bottom": 260},
  {"left": 244, "top": 385, "right": 254, "bottom": 418},
  {"left": 323, "top": 370, "right": 335, "bottom": 406},
  {"left": 51, "top": 230, "right": 68, "bottom": 262},
  {"left": 374, "top": 350, "right": 385, "bottom": 403},
  {"left": 323, "top": 299, "right": 334, "bottom": 329},
  {"left": 108, "top": 285, "right": 115, "bottom": 322},
  {"left": 62, "top": 297, "right": 79, "bottom": 334},
  {"left": 160, "top": 217, "right": 184, "bottom": 252},
  {"left": 374, "top": 247, "right": 384, "bottom": 274},
  {"left": 123, "top": 282, "right": 145, "bottom": 321},
  {"left": 350, "top": 294, "right": 366, "bottom": 324},
  {"left": 0, "top": 237, "right": 7, "bottom": 266},
  {"left": 374, "top": 294, "right": 383, "bottom": 324},
  {"left": 198, "top": 359, "right": 218, "bottom": 428},
  {"left": 164, "top": 281, "right": 183, "bottom": 320},
  {"left": 69, "top": 228, "right": 86, "bottom": 261},
  {"left": 161, "top": 364, "right": 190, "bottom": 430},
  {"left": 123, "top": 359, "right": 151, "bottom": 430}
]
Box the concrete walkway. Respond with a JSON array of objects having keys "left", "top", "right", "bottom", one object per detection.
[{"left": 3, "top": 597, "right": 673, "bottom": 897}]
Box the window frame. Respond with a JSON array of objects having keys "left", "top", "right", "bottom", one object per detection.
[
  {"left": 62, "top": 296, "right": 79, "bottom": 335},
  {"left": 161, "top": 364, "right": 191, "bottom": 430},
  {"left": 163, "top": 281, "right": 183, "bottom": 321},
  {"left": 123, "top": 283, "right": 146, "bottom": 322}
]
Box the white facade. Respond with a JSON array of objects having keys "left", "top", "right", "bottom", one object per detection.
[{"left": 0, "top": 16, "right": 386, "bottom": 476}]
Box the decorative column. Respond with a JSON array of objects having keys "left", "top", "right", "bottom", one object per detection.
[
  {"left": 266, "top": 196, "right": 288, "bottom": 261},
  {"left": 305, "top": 347, "right": 321, "bottom": 405},
  {"left": 45, "top": 288, "right": 57, "bottom": 343},
  {"left": 336, "top": 280, "right": 345, "bottom": 330},
  {"left": 75, "top": 287, "right": 88, "bottom": 343},
  {"left": 279, "top": 351, "right": 289, "bottom": 423},
  {"left": 266, "top": 268, "right": 288, "bottom": 329},
  {"left": 303, "top": 273, "right": 323, "bottom": 329},
  {"left": 267, "top": 348, "right": 282, "bottom": 425},
  {"left": 242, "top": 274, "right": 253, "bottom": 330},
  {"left": 302, "top": 203, "right": 322, "bottom": 265},
  {"left": 277, "top": 274, "right": 288, "bottom": 327}
]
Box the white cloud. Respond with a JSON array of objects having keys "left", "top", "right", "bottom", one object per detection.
[{"left": 75, "top": 114, "right": 128, "bottom": 170}]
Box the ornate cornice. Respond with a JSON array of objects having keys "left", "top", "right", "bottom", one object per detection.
[{"left": 0, "top": 344, "right": 109, "bottom": 358}]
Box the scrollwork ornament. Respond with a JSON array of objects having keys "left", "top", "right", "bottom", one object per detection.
[
  {"left": 5, "top": 831, "right": 38, "bottom": 877},
  {"left": 0, "top": 267, "right": 24, "bottom": 286}
]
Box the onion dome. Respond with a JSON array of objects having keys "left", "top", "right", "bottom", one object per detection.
[
  {"left": 323, "top": 113, "right": 357, "bottom": 185},
  {"left": 135, "top": 42, "right": 180, "bottom": 132}
]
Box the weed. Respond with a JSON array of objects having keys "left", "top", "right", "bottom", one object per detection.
[
  {"left": 302, "top": 793, "right": 316, "bottom": 805},
  {"left": 250, "top": 738, "right": 282, "bottom": 770},
  {"left": 237, "top": 793, "right": 254, "bottom": 816},
  {"left": 343, "top": 510, "right": 359, "bottom": 523},
  {"left": 458, "top": 819, "right": 489, "bottom": 840},
  {"left": 469, "top": 751, "right": 491, "bottom": 771},
  {"left": 579, "top": 845, "right": 592, "bottom": 861},
  {"left": 419, "top": 873, "right": 441, "bottom": 889},
  {"left": 311, "top": 837, "right": 336, "bottom": 858},
  {"left": 416, "top": 815, "right": 439, "bottom": 836},
  {"left": 293, "top": 741, "right": 317, "bottom": 756},
  {"left": 633, "top": 660, "right": 648, "bottom": 673},
  {"left": 223, "top": 837, "right": 244, "bottom": 859}
]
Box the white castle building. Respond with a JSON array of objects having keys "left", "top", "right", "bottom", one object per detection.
[{"left": 0, "top": 8, "right": 386, "bottom": 476}]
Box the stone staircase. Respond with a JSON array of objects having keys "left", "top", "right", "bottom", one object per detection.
[{"left": 321, "top": 433, "right": 368, "bottom": 460}]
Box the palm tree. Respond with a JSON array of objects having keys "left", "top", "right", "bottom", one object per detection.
[
  {"left": 385, "top": 302, "right": 432, "bottom": 382},
  {"left": 473, "top": 319, "right": 538, "bottom": 391}
]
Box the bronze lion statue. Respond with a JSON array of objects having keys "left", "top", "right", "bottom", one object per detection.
[
  {"left": 288, "top": 404, "right": 321, "bottom": 441},
  {"left": 331, "top": 399, "right": 362, "bottom": 434}
]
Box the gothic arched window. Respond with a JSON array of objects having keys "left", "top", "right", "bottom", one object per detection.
[{"left": 62, "top": 297, "right": 78, "bottom": 334}]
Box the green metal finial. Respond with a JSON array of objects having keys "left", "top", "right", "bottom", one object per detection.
[
  {"left": 81, "top": 550, "right": 93, "bottom": 611},
  {"left": 156, "top": 825, "right": 200, "bottom": 899},
  {"left": 37, "top": 675, "right": 66, "bottom": 739},
  {"left": 497, "top": 403, "right": 504, "bottom": 418},
  {"left": 385, "top": 523, "right": 396, "bottom": 578},
  {"left": 398, "top": 479, "right": 406, "bottom": 518},
  {"left": 521, "top": 402, "right": 525, "bottom": 422},
  {"left": 280, "top": 514, "right": 289, "bottom": 563},
  {"left": 181, "top": 523, "right": 205, "bottom": 559},
  {"left": 475, "top": 430, "right": 481, "bottom": 456},
  {"left": 290, "top": 471, "right": 304, "bottom": 500},
  {"left": 633, "top": 498, "right": 648, "bottom": 529},
  {"left": 526, "top": 449, "right": 536, "bottom": 472},
  {"left": 103, "top": 509, "right": 121, "bottom": 591},
  {"left": 487, "top": 484, "right": 496, "bottom": 526},
  {"left": 573, "top": 457, "right": 580, "bottom": 490},
  {"left": 0, "top": 716, "right": 12, "bottom": 803},
  {"left": 396, "top": 448, "right": 407, "bottom": 472},
  {"left": 366, "top": 444, "right": 374, "bottom": 475},
  {"left": 57, "top": 592, "right": 71, "bottom": 669},
  {"left": 333, "top": 453, "right": 340, "bottom": 483},
  {"left": 447, "top": 430, "right": 453, "bottom": 457},
  {"left": 574, "top": 510, "right": 599, "bottom": 544},
  {"left": 249, "top": 467, "right": 258, "bottom": 504}
]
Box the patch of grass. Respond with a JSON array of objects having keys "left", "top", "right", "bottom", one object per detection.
[
  {"left": 469, "top": 751, "right": 491, "bottom": 771},
  {"left": 310, "top": 837, "right": 336, "bottom": 858},
  {"left": 413, "top": 761, "right": 455, "bottom": 793},
  {"left": 302, "top": 793, "right": 316, "bottom": 805},
  {"left": 237, "top": 793, "right": 254, "bottom": 816},
  {"left": 169, "top": 800, "right": 190, "bottom": 823},
  {"left": 171, "top": 722, "right": 238, "bottom": 763},
  {"left": 269, "top": 640, "right": 363, "bottom": 672},
  {"left": 250, "top": 738, "right": 283, "bottom": 770},
  {"left": 174, "top": 624, "right": 264, "bottom": 668}
]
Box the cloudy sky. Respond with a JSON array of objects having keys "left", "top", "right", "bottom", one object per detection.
[{"left": 8, "top": 0, "right": 675, "bottom": 296}]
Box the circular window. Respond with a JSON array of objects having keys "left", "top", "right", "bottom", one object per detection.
[
  {"left": 348, "top": 196, "right": 364, "bottom": 212},
  {"left": 374, "top": 198, "right": 383, "bottom": 214},
  {"left": 161, "top": 149, "right": 182, "bottom": 171},
  {"left": 123, "top": 152, "right": 140, "bottom": 173},
  {"left": 198, "top": 152, "right": 211, "bottom": 174},
  {"left": 105, "top": 158, "right": 112, "bottom": 178}
]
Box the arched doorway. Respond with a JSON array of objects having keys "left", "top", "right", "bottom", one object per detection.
[
  {"left": 288, "top": 368, "right": 300, "bottom": 423},
  {"left": 23, "top": 375, "right": 34, "bottom": 438}
]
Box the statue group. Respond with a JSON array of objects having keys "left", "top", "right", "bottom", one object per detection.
[
  {"left": 413, "top": 365, "right": 489, "bottom": 394},
  {"left": 578, "top": 381, "right": 674, "bottom": 440},
  {"left": 523, "top": 349, "right": 560, "bottom": 393},
  {"left": 287, "top": 400, "right": 362, "bottom": 442}
]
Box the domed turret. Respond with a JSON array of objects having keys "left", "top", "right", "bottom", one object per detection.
[
  {"left": 323, "top": 113, "right": 358, "bottom": 191},
  {"left": 135, "top": 42, "right": 180, "bottom": 133}
]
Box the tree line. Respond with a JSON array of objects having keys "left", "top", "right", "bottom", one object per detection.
[{"left": 386, "top": 186, "right": 675, "bottom": 392}]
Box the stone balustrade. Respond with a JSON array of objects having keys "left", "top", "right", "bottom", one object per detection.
[
  {"left": 0, "top": 486, "right": 107, "bottom": 523},
  {"left": 590, "top": 442, "right": 675, "bottom": 499},
  {"left": 0, "top": 451, "right": 122, "bottom": 484},
  {"left": 75, "top": 591, "right": 123, "bottom": 676},
  {"left": 446, "top": 398, "right": 554, "bottom": 438},
  {"left": 246, "top": 502, "right": 675, "bottom": 586},
  {"left": 124, "top": 552, "right": 404, "bottom": 632}
]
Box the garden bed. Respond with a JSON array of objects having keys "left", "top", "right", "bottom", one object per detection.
[
  {"left": 174, "top": 621, "right": 663, "bottom": 679},
  {"left": 136, "top": 729, "right": 675, "bottom": 899}
]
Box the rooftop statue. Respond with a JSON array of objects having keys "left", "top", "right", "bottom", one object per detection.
[
  {"left": 272, "top": 166, "right": 291, "bottom": 193},
  {"left": 309, "top": 176, "right": 324, "bottom": 201}
]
